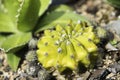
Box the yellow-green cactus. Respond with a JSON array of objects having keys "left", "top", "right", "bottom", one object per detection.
[{"left": 37, "top": 20, "right": 100, "bottom": 72}]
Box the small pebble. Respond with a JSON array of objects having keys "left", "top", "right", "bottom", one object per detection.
[{"left": 0, "top": 71, "right": 3, "bottom": 75}]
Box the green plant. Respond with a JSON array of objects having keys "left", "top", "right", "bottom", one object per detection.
[
  {"left": 107, "top": 0, "right": 120, "bottom": 8},
  {"left": 0, "top": 0, "right": 91, "bottom": 71},
  {"left": 37, "top": 20, "right": 100, "bottom": 72}
]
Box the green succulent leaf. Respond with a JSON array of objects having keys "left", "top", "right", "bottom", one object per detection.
[
  {"left": 107, "top": 0, "right": 120, "bottom": 8},
  {"left": 48, "top": 5, "right": 73, "bottom": 12},
  {"left": 0, "top": 32, "right": 31, "bottom": 71},
  {"left": 3, "top": 0, "right": 20, "bottom": 24},
  {"left": 0, "top": 0, "right": 51, "bottom": 71},
  {"left": 0, "top": 32, "right": 32, "bottom": 52},
  {"left": 39, "top": 0, "right": 51, "bottom": 16},
  {"left": 35, "top": 11, "right": 90, "bottom": 33},
  {"left": 0, "top": 8, "right": 18, "bottom": 33},
  {"left": 0, "top": 35, "right": 6, "bottom": 46},
  {"left": 0, "top": 0, "right": 17, "bottom": 33},
  {"left": 17, "top": 0, "right": 40, "bottom": 32},
  {"left": 7, "top": 52, "right": 20, "bottom": 71}
]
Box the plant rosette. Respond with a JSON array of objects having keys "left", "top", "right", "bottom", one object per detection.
[{"left": 0, "top": 0, "right": 106, "bottom": 72}]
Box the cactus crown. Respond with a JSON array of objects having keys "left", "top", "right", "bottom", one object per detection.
[{"left": 37, "top": 20, "right": 100, "bottom": 72}]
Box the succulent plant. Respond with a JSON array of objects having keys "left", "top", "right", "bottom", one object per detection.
[
  {"left": 26, "top": 50, "right": 37, "bottom": 62},
  {"left": 0, "top": 0, "right": 89, "bottom": 71},
  {"left": 37, "top": 20, "right": 100, "bottom": 72},
  {"left": 107, "top": 0, "right": 120, "bottom": 8}
]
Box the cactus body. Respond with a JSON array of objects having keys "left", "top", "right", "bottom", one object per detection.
[{"left": 37, "top": 20, "right": 100, "bottom": 71}]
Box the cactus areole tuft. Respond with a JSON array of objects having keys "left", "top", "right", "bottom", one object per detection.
[{"left": 37, "top": 20, "right": 100, "bottom": 72}]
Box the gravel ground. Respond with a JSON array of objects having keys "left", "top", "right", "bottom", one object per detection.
[
  {"left": 74, "top": 0, "right": 120, "bottom": 26},
  {"left": 0, "top": 0, "right": 120, "bottom": 80}
]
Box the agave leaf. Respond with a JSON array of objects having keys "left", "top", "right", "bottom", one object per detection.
[
  {"left": 0, "top": 8, "right": 18, "bottom": 33},
  {"left": 6, "top": 52, "right": 20, "bottom": 71},
  {"left": 17, "top": 0, "right": 40, "bottom": 32},
  {"left": 0, "top": 35, "right": 6, "bottom": 46},
  {"left": 3, "top": 0, "right": 20, "bottom": 24},
  {"left": 48, "top": 5, "right": 73, "bottom": 12},
  {"left": 35, "top": 5, "right": 90, "bottom": 33},
  {"left": 107, "top": 0, "right": 120, "bottom": 8},
  {"left": 0, "top": 0, "right": 51, "bottom": 71},
  {"left": 35, "top": 11, "right": 90, "bottom": 33},
  {"left": 0, "top": 32, "right": 32, "bottom": 52},
  {"left": 39, "top": 0, "right": 52, "bottom": 16},
  {"left": 0, "top": 13, "right": 17, "bottom": 33}
]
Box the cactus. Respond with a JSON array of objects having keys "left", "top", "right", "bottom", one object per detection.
[{"left": 37, "top": 20, "right": 100, "bottom": 72}]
